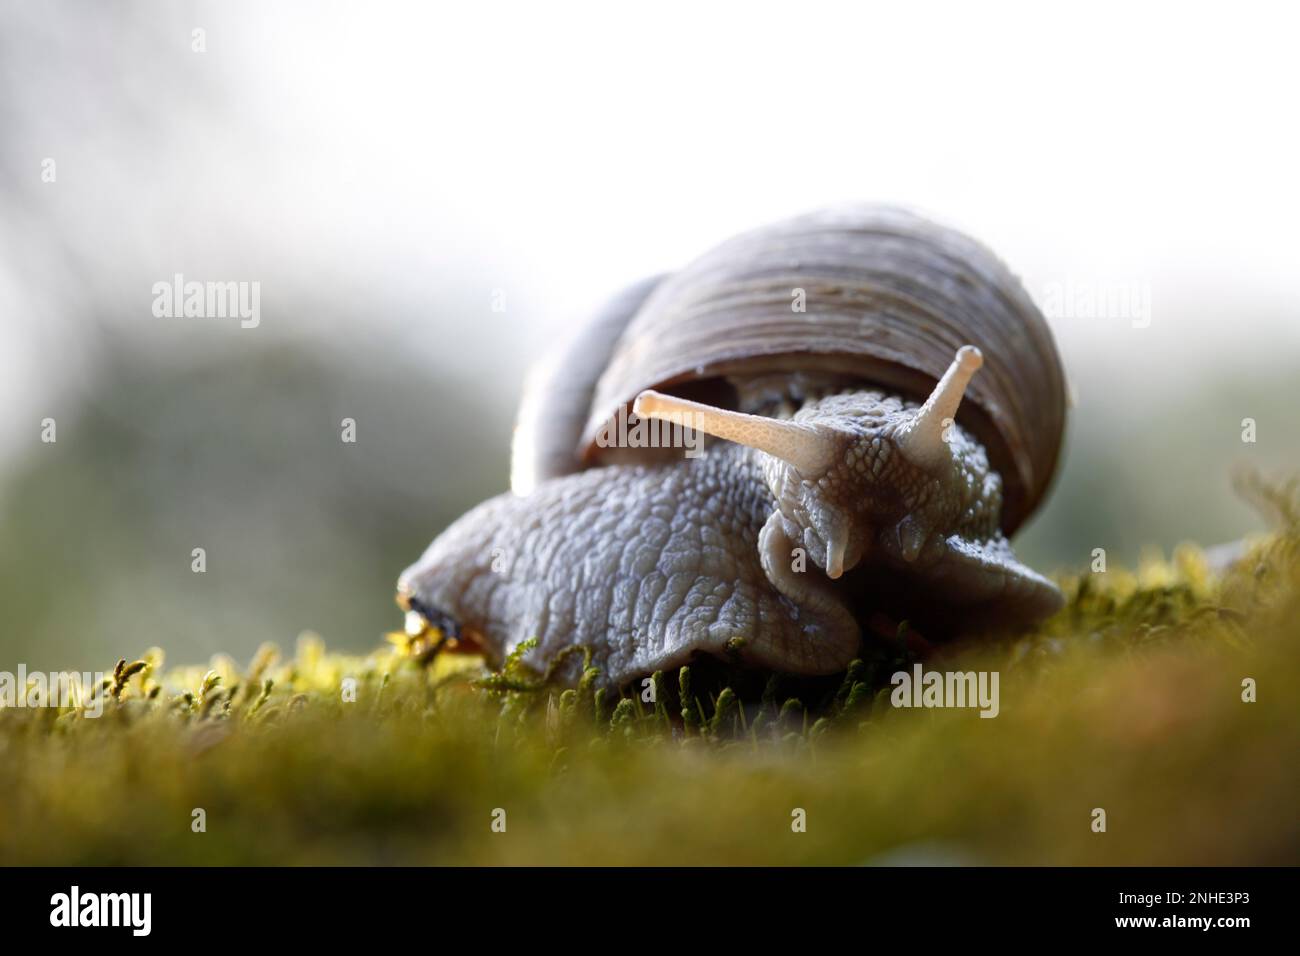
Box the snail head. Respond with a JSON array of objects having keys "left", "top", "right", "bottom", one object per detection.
[{"left": 634, "top": 346, "right": 995, "bottom": 581}]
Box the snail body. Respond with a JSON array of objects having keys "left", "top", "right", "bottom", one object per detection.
[{"left": 399, "top": 206, "right": 1067, "bottom": 688}]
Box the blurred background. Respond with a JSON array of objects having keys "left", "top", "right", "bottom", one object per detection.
[{"left": 1, "top": 0, "right": 1297, "bottom": 670}]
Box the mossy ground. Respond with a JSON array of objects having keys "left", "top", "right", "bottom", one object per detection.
[{"left": 3, "top": 479, "right": 1298, "bottom": 866}]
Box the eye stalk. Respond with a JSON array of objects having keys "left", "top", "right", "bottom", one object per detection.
[
  {"left": 632, "top": 389, "right": 835, "bottom": 477},
  {"left": 896, "top": 345, "right": 983, "bottom": 470}
]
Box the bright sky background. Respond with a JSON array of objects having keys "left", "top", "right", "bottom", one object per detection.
[{"left": 3, "top": 0, "right": 1298, "bottom": 462}]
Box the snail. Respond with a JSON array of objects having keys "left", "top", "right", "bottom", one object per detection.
[{"left": 398, "top": 206, "right": 1067, "bottom": 689}]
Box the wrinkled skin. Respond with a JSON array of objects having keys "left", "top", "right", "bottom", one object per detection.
[
  {"left": 398, "top": 388, "right": 1063, "bottom": 689},
  {"left": 400, "top": 442, "right": 858, "bottom": 687}
]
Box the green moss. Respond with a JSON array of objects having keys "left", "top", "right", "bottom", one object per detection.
[{"left": 2, "top": 482, "right": 1298, "bottom": 865}]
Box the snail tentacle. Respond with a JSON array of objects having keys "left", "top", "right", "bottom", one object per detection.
[
  {"left": 633, "top": 389, "right": 835, "bottom": 478},
  {"left": 896, "top": 345, "right": 983, "bottom": 471}
]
